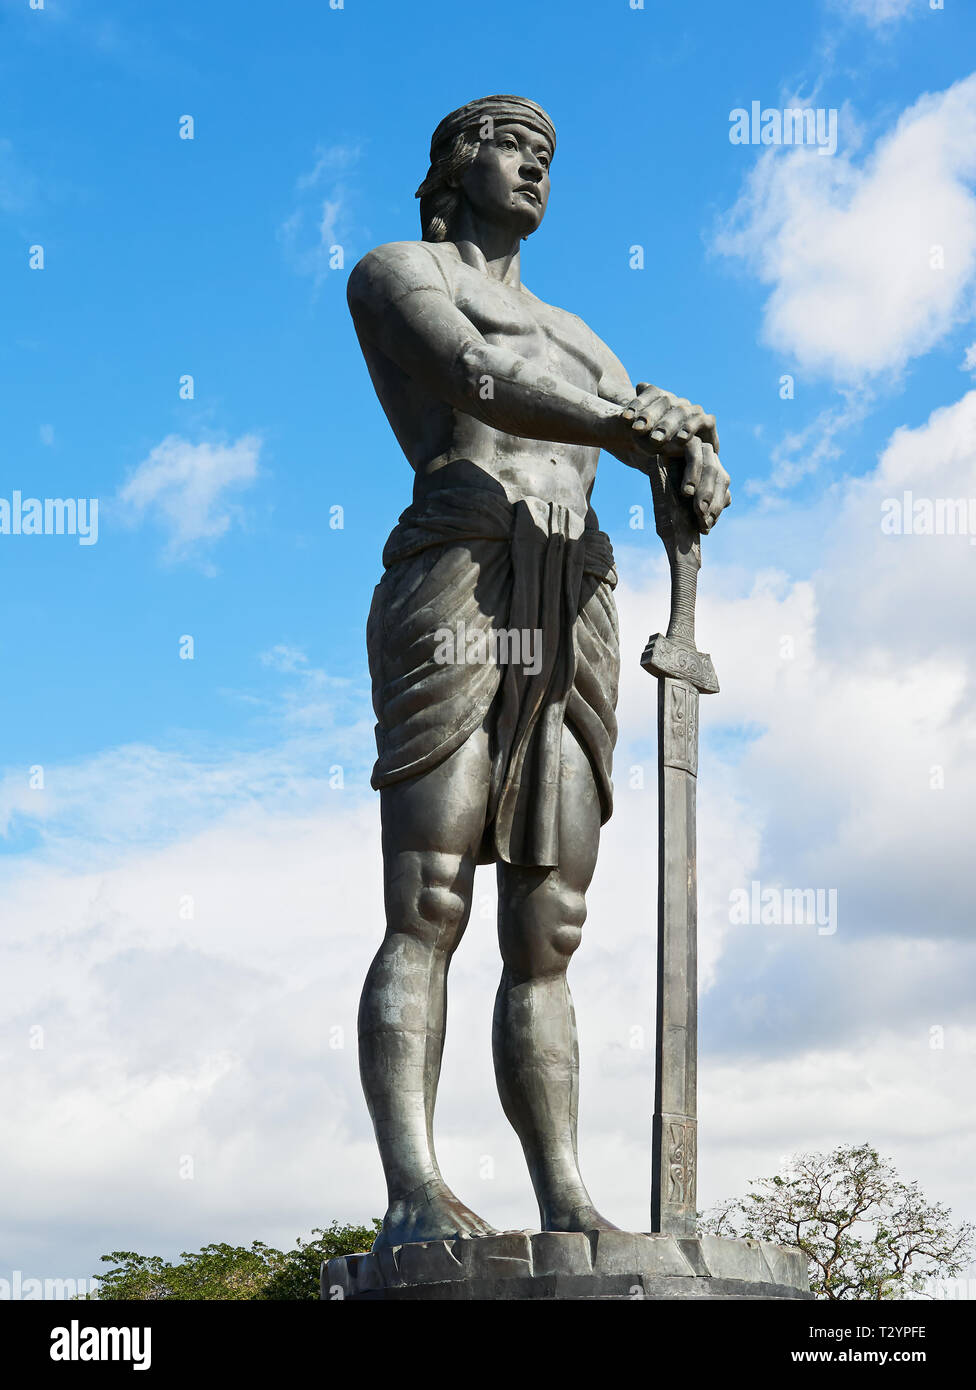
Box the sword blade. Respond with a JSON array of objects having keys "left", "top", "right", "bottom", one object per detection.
[{"left": 651, "top": 674, "right": 699, "bottom": 1238}]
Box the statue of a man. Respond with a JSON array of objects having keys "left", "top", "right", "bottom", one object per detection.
[{"left": 347, "top": 95, "right": 730, "bottom": 1250}]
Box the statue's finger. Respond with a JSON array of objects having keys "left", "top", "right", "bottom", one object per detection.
[
  {"left": 631, "top": 395, "right": 672, "bottom": 432},
  {"left": 705, "top": 479, "right": 730, "bottom": 527},
  {"left": 681, "top": 435, "right": 704, "bottom": 495},
  {"left": 624, "top": 385, "right": 665, "bottom": 419},
  {"left": 695, "top": 459, "right": 720, "bottom": 519},
  {"left": 649, "top": 405, "right": 688, "bottom": 443},
  {"left": 624, "top": 402, "right": 660, "bottom": 425},
  {"left": 674, "top": 407, "right": 709, "bottom": 443},
  {"left": 632, "top": 382, "right": 667, "bottom": 407}
]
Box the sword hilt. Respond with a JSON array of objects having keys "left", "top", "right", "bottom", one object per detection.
[
  {"left": 641, "top": 459, "right": 719, "bottom": 695},
  {"left": 664, "top": 524, "right": 700, "bottom": 650}
]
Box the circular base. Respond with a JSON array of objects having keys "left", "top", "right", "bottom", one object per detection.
[{"left": 322, "top": 1231, "right": 813, "bottom": 1302}]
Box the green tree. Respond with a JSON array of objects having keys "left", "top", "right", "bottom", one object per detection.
[
  {"left": 701, "top": 1143, "right": 975, "bottom": 1300},
  {"left": 86, "top": 1220, "right": 380, "bottom": 1301}
]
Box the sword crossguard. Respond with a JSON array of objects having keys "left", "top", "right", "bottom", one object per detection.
[{"left": 641, "top": 632, "right": 719, "bottom": 694}]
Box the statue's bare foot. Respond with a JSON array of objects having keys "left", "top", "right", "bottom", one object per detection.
[
  {"left": 373, "top": 1178, "right": 497, "bottom": 1250},
  {"left": 543, "top": 1200, "right": 620, "bottom": 1234}
]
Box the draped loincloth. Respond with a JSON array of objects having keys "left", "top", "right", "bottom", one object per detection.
[{"left": 366, "top": 485, "right": 619, "bottom": 868}]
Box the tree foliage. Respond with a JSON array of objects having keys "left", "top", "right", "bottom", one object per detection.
[
  {"left": 85, "top": 1220, "right": 380, "bottom": 1301},
  {"left": 701, "top": 1143, "right": 975, "bottom": 1300}
]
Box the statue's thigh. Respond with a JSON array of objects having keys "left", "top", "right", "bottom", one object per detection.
[
  {"left": 552, "top": 722, "right": 603, "bottom": 895},
  {"left": 496, "top": 722, "right": 602, "bottom": 942},
  {"left": 380, "top": 722, "right": 491, "bottom": 865}
]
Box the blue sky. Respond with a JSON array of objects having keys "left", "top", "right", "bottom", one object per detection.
[
  {"left": 3, "top": 0, "right": 976, "bottom": 1289},
  {"left": 4, "top": 0, "right": 974, "bottom": 768}
]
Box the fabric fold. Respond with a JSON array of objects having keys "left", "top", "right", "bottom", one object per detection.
[{"left": 367, "top": 485, "right": 619, "bottom": 868}]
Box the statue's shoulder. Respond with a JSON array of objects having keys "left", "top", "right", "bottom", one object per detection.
[{"left": 348, "top": 240, "right": 456, "bottom": 314}]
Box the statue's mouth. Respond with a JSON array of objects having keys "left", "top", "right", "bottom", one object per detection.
[{"left": 514, "top": 186, "right": 541, "bottom": 205}]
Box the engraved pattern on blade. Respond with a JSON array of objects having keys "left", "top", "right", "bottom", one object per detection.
[
  {"left": 662, "top": 681, "right": 699, "bottom": 777},
  {"left": 666, "top": 1119, "right": 697, "bottom": 1208}
]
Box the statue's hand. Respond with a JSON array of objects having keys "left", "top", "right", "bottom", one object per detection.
[
  {"left": 626, "top": 427, "right": 730, "bottom": 538},
  {"left": 621, "top": 384, "right": 730, "bottom": 532},
  {"left": 674, "top": 437, "right": 731, "bottom": 534},
  {"left": 622, "top": 383, "right": 719, "bottom": 455}
]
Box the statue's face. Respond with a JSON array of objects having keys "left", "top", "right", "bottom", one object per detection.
[{"left": 458, "top": 121, "right": 552, "bottom": 236}]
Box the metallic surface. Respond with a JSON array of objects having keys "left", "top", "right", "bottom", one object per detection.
[
  {"left": 642, "top": 461, "right": 720, "bottom": 1237},
  {"left": 323, "top": 1232, "right": 814, "bottom": 1301},
  {"left": 345, "top": 95, "right": 731, "bottom": 1254}
]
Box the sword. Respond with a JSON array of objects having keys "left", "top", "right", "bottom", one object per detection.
[{"left": 641, "top": 453, "right": 719, "bottom": 1239}]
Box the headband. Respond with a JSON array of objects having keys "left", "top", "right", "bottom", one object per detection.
[{"left": 428, "top": 95, "right": 556, "bottom": 161}]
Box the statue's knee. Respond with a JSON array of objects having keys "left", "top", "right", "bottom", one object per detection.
[
  {"left": 416, "top": 881, "right": 467, "bottom": 937},
  {"left": 503, "top": 883, "right": 586, "bottom": 975},
  {"left": 390, "top": 857, "right": 470, "bottom": 948},
  {"left": 549, "top": 914, "right": 584, "bottom": 958}
]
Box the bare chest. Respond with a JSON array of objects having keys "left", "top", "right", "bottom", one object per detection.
[{"left": 450, "top": 265, "right": 602, "bottom": 393}]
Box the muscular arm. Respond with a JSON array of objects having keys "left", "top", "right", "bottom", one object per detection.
[
  {"left": 347, "top": 243, "right": 631, "bottom": 451},
  {"left": 349, "top": 242, "right": 730, "bottom": 529},
  {"left": 591, "top": 338, "right": 648, "bottom": 469}
]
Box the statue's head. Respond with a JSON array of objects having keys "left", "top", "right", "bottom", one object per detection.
[{"left": 416, "top": 95, "right": 556, "bottom": 243}]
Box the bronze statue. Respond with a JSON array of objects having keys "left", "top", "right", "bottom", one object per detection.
[{"left": 347, "top": 95, "right": 730, "bottom": 1252}]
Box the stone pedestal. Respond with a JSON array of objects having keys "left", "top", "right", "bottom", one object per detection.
[{"left": 322, "top": 1231, "right": 813, "bottom": 1301}]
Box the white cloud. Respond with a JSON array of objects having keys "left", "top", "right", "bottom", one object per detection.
[
  {"left": 752, "top": 391, "right": 873, "bottom": 495},
  {"left": 0, "top": 731, "right": 374, "bottom": 864},
  {"left": 256, "top": 644, "right": 370, "bottom": 730},
  {"left": 295, "top": 143, "right": 361, "bottom": 192},
  {"left": 279, "top": 144, "right": 361, "bottom": 289},
  {"left": 715, "top": 73, "right": 976, "bottom": 380},
  {"left": 829, "top": 0, "right": 916, "bottom": 27},
  {"left": 259, "top": 644, "right": 309, "bottom": 674},
  {"left": 318, "top": 198, "right": 342, "bottom": 256},
  {"left": 117, "top": 434, "right": 261, "bottom": 570}
]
